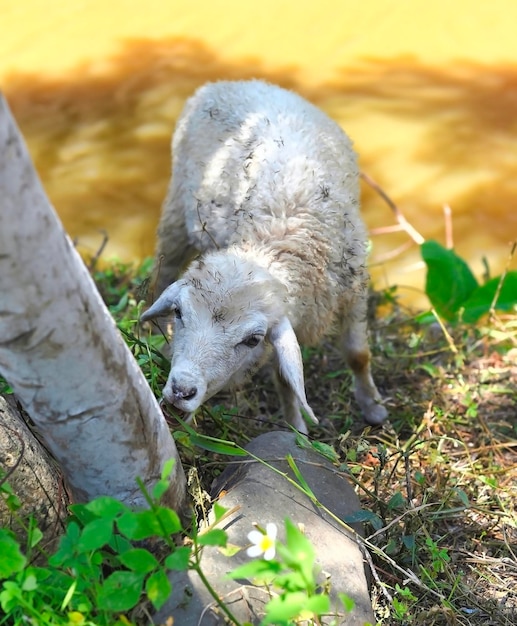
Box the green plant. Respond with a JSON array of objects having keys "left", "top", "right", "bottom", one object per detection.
[
  {"left": 0, "top": 461, "right": 185, "bottom": 625},
  {"left": 3, "top": 255, "right": 514, "bottom": 626},
  {"left": 391, "top": 584, "right": 418, "bottom": 622},
  {"left": 0, "top": 375, "right": 12, "bottom": 394},
  {"left": 227, "top": 518, "right": 356, "bottom": 626},
  {"left": 0, "top": 450, "right": 360, "bottom": 626},
  {"left": 421, "top": 240, "right": 517, "bottom": 322},
  {"left": 422, "top": 536, "right": 451, "bottom": 579}
]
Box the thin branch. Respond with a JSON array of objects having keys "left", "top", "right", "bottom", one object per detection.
[
  {"left": 87, "top": 230, "right": 109, "bottom": 271},
  {"left": 369, "top": 240, "right": 414, "bottom": 264},
  {"left": 443, "top": 204, "right": 453, "bottom": 249},
  {"left": 361, "top": 172, "right": 425, "bottom": 245},
  {"left": 431, "top": 308, "right": 458, "bottom": 354}
]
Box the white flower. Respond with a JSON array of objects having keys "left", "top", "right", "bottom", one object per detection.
[{"left": 246, "top": 522, "right": 277, "bottom": 560}]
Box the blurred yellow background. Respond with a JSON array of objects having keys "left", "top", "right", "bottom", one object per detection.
[{"left": 2, "top": 0, "right": 516, "bottom": 306}]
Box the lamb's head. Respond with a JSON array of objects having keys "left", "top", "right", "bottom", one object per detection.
[{"left": 141, "top": 251, "right": 314, "bottom": 421}]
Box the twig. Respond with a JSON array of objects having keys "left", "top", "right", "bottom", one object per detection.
[
  {"left": 430, "top": 308, "right": 458, "bottom": 354},
  {"left": 240, "top": 449, "right": 447, "bottom": 603},
  {"left": 368, "top": 240, "right": 414, "bottom": 263},
  {"left": 88, "top": 230, "right": 109, "bottom": 271},
  {"left": 443, "top": 204, "right": 453, "bottom": 249},
  {"left": 196, "top": 201, "right": 219, "bottom": 250},
  {"left": 367, "top": 502, "right": 439, "bottom": 541},
  {"left": 360, "top": 172, "right": 425, "bottom": 245}
]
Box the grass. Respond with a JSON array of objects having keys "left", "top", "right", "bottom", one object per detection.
[
  {"left": 1, "top": 255, "right": 515, "bottom": 625},
  {"left": 94, "top": 257, "right": 517, "bottom": 625}
]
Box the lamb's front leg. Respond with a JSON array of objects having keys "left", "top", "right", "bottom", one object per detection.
[
  {"left": 342, "top": 300, "right": 388, "bottom": 425},
  {"left": 272, "top": 369, "right": 309, "bottom": 434}
]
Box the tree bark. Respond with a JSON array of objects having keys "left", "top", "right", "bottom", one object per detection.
[
  {"left": 0, "top": 94, "right": 187, "bottom": 512},
  {"left": 0, "top": 395, "right": 69, "bottom": 549}
]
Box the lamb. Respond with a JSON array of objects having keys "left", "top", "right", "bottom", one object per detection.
[{"left": 141, "top": 79, "right": 388, "bottom": 434}]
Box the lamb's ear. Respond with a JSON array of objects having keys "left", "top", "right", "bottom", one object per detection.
[
  {"left": 140, "top": 282, "right": 182, "bottom": 322},
  {"left": 270, "top": 317, "right": 318, "bottom": 425}
]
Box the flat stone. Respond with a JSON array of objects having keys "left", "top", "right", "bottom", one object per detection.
[{"left": 154, "top": 431, "right": 375, "bottom": 625}]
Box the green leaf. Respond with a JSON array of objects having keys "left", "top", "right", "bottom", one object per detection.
[
  {"left": 61, "top": 579, "right": 77, "bottom": 611},
  {"left": 77, "top": 517, "right": 113, "bottom": 552},
  {"left": 227, "top": 559, "right": 281, "bottom": 582},
  {"left": 117, "top": 511, "right": 152, "bottom": 540},
  {"left": 309, "top": 440, "right": 339, "bottom": 463},
  {"left": 0, "top": 529, "right": 27, "bottom": 578},
  {"left": 97, "top": 571, "right": 145, "bottom": 612},
  {"left": 21, "top": 573, "right": 38, "bottom": 591},
  {"left": 0, "top": 581, "right": 23, "bottom": 613},
  {"left": 282, "top": 519, "right": 315, "bottom": 589},
  {"left": 421, "top": 240, "right": 478, "bottom": 320},
  {"left": 118, "top": 548, "right": 158, "bottom": 573},
  {"left": 218, "top": 543, "right": 242, "bottom": 557},
  {"left": 0, "top": 481, "right": 21, "bottom": 512},
  {"left": 461, "top": 271, "right": 517, "bottom": 322},
  {"left": 338, "top": 592, "right": 356, "bottom": 612},
  {"left": 260, "top": 591, "right": 308, "bottom": 625},
  {"left": 28, "top": 526, "right": 43, "bottom": 549},
  {"left": 344, "top": 509, "right": 383, "bottom": 528},
  {"left": 156, "top": 507, "right": 182, "bottom": 536},
  {"left": 145, "top": 569, "right": 172, "bottom": 610},
  {"left": 274, "top": 570, "right": 308, "bottom": 592},
  {"left": 151, "top": 478, "right": 170, "bottom": 502},
  {"left": 387, "top": 491, "right": 406, "bottom": 511},
  {"left": 304, "top": 593, "right": 331, "bottom": 616},
  {"left": 197, "top": 529, "right": 228, "bottom": 547},
  {"left": 286, "top": 456, "right": 316, "bottom": 501},
  {"left": 108, "top": 532, "right": 134, "bottom": 556},
  {"left": 85, "top": 496, "right": 129, "bottom": 520},
  {"left": 161, "top": 458, "right": 176, "bottom": 481},
  {"left": 188, "top": 432, "right": 248, "bottom": 456},
  {"left": 151, "top": 460, "right": 177, "bottom": 501},
  {"left": 117, "top": 507, "right": 181, "bottom": 540},
  {"left": 212, "top": 501, "right": 228, "bottom": 522},
  {"left": 175, "top": 417, "right": 247, "bottom": 455},
  {"left": 453, "top": 488, "right": 470, "bottom": 507},
  {"left": 69, "top": 503, "right": 97, "bottom": 526},
  {"left": 164, "top": 546, "right": 191, "bottom": 571},
  {"left": 49, "top": 521, "right": 81, "bottom": 566}
]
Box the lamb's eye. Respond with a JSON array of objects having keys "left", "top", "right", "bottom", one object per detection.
[
  {"left": 173, "top": 307, "right": 182, "bottom": 321},
  {"left": 241, "top": 334, "right": 262, "bottom": 348}
]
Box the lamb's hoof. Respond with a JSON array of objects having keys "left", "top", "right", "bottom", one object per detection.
[{"left": 363, "top": 402, "right": 389, "bottom": 426}]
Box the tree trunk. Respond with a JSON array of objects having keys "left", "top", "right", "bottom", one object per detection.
[
  {"left": 0, "top": 395, "right": 69, "bottom": 550},
  {"left": 0, "top": 94, "right": 186, "bottom": 513}
]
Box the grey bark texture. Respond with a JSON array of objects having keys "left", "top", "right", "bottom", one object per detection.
[
  {"left": 0, "top": 94, "right": 186, "bottom": 512},
  {"left": 0, "top": 394, "right": 68, "bottom": 550}
]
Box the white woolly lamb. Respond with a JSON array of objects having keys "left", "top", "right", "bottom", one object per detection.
[{"left": 141, "top": 79, "right": 387, "bottom": 434}]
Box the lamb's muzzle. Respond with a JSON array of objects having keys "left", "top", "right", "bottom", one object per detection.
[
  {"left": 142, "top": 79, "right": 388, "bottom": 434},
  {"left": 169, "top": 381, "right": 197, "bottom": 402}
]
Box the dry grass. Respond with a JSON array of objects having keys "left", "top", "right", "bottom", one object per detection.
[
  {"left": 156, "top": 289, "right": 517, "bottom": 625},
  {"left": 88, "top": 256, "right": 517, "bottom": 625}
]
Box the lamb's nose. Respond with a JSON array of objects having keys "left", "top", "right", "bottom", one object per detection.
[{"left": 171, "top": 383, "right": 197, "bottom": 402}]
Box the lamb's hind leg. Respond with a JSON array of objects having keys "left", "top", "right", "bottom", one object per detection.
[
  {"left": 152, "top": 187, "right": 194, "bottom": 299},
  {"left": 342, "top": 298, "right": 388, "bottom": 425},
  {"left": 146, "top": 188, "right": 195, "bottom": 338}
]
